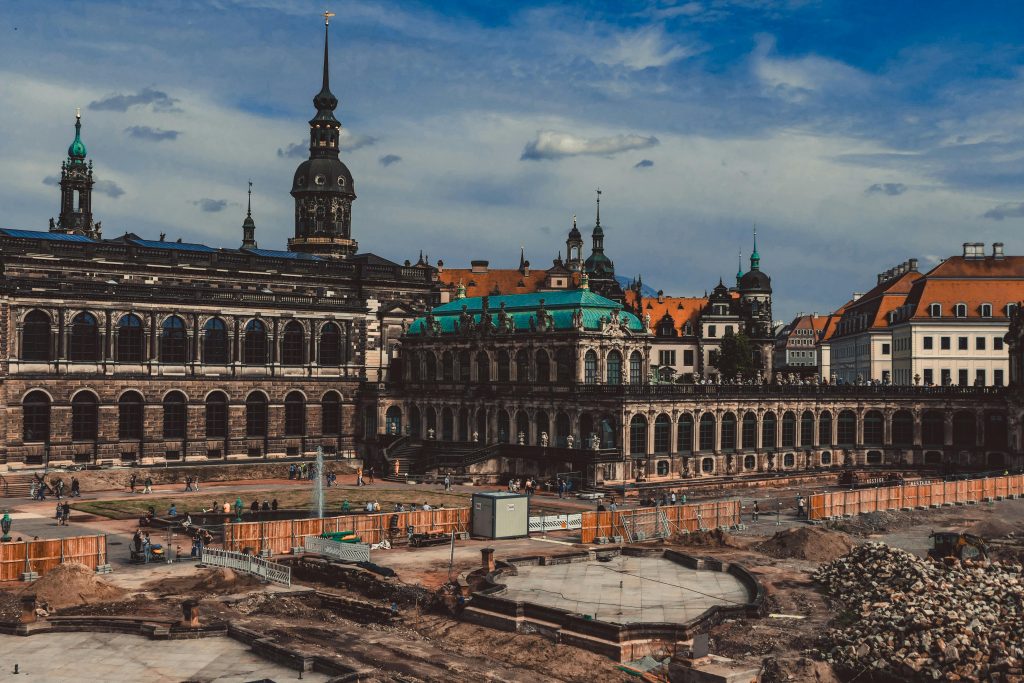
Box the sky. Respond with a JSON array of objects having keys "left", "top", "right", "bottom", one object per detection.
[{"left": 2, "top": 0, "right": 1024, "bottom": 321}]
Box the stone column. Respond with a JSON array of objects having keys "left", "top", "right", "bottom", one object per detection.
[
  {"left": 756, "top": 412, "right": 763, "bottom": 450},
  {"left": 714, "top": 410, "right": 722, "bottom": 454},
  {"left": 813, "top": 410, "right": 821, "bottom": 447},
  {"left": 944, "top": 413, "right": 954, "bottom": 447},
  {"left": 913, "top": 410, "right": 923, "bottom": 447}
]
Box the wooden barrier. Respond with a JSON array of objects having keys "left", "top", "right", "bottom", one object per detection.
[
  {"left": 0, "top": 534, "right": 107, "bottom": 581},
  {"left": 224, "top": 508, "right": 471, "bottom": 554},
  {"left": 809, "top": 474, "right": 1024, "bottom": 520},
  {"left": 579, "top": 501, "right": 741, "bottom": 544}
]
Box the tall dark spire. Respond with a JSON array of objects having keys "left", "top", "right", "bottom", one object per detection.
[
  {"left": 312, "top": 11, "right": 339, "bottom": 124},
  {"left": 242, "top": 180, "right": 257, "bottom": 249},
  {"left": 750, "top": 225, "right": 760, "bottom": 271},
  {"left": 56, "top": 108, "right": 98, "bottom": 238}
]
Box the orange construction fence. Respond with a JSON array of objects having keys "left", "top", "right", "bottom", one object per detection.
[
  {"left": 579, "top": 500, "right": 741, "bottom": 544},
  {"left": 809, "top": 474, "right": 1024, "bottom": 520},
  {"left": 224, "top": 508, "right": 471, "bottom": 554},
  {"left": 0, "top": 534, "right": 108, "bottom": 582}
]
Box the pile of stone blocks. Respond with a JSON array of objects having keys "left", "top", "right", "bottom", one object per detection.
[{"left": 816, "top": 543, "right": 1024, "bottom": 681}]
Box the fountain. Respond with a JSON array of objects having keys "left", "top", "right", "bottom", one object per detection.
[{"left": 312, "top": 446, "right": 325, "bottom": 519}]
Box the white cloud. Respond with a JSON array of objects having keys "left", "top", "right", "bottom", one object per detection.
[
  {"left": 598, "top": 25, "right": 700, "bottom": 70},
  {"left": 521, "top": 130, "right": 659, "bottom": 160}
]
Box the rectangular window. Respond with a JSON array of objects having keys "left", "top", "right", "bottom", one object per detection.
[
  {"left": 923, "top": 336, "right": 933, "bottom": 350},
  {"left": 658, "top": 350, "right": 676, "bottom": 366},
  {"left": 958, "top": 369, "right": 968, "bottom": 386},
  {"left": 995, "top": 369, "right": 1005, "bottom": 386},
  {"left": 683, "top": 350, "right": 694, "bottom": 366},
  {"left": 976, "top": 337, "right": 986, "bottom": 350},
  {"left": 976, "top": 369, "right": 985, "bottom": 386},
  {"left": 995, "top": 337, "right": 1004, "bottom": 351},
  {"left": 881, "top": 343, "right": 890, "bottom": 355},
  {"left": 958, "top": 337, "right": 968, "bottom": 350},
  {"left": 940, "top": 337, "right": 951, "bottom": 350},
  {"left": 708, "top": 325, "right": 717, "bottom": 338},
  {"left": 924, "top": 369, "right": 934, "bottom": 385}
]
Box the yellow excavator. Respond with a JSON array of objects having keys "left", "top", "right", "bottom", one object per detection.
[{"left": 927, "top": 532, "right": 990, "bottom": 562}]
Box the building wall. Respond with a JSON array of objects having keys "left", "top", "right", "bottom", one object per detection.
[{"left": 892, "top": 321, "right": 1009, "bottom": 386}]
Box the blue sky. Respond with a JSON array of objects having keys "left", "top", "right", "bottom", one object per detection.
[{"left": 2, "top": 1, "right": 1024, "bottom": 320}]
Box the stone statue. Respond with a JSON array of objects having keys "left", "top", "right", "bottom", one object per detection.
[
  {"left": 643, "top": 312, "right": 651, "bottom": 329},
  {"left": 48, "top": 217, "right": 55, "bottom": 229},
  {"left": 540, "top": 431, "right": 549, "bottom": 447},
  {"left": 427, "top": 427, "right": 435, "bottom": 440},
  {"left": 534, "top": 299, "right": 554, "bottom": 332},
  {"left": 472, "top": 430, "right": 479, "bottom": 443},
  {"left": 914, "top": 373, "right": 921, "bottom": 386},
  {"left": 459, "top": 305, "right": 474, "bottom": 334},
  {"left": 517, "top": 431, "right": 525, "bottom": 445},
  {"left": 498, "top": 302, "right": 514, "bottom": 333},
  {"left": 591, "top": 434, "right": 601, "bottom": 450},
  {"left": 566, "top": 434, "right": 575, "bottom": 449},
  {"left": 571, "top": 307, "right": 584, "bottom": 330}
]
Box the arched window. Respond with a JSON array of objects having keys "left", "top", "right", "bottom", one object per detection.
[
  {"left": 922, "top": 410, "right": 944, "bottom": 446},
  {"left": 863, "top": 410, "right": 883, "bottom": 446},
  {"left": 71, "top": 391, "right": 98, "bottom": 441},
  {"left": 385, "top": 406, "right": 402, "bottom": 436},
  {"left": 721, "top": 412, "right": 737, "bottom": 451},
  {"left": 459, "top": 351, "right": 471, "bottom": 382},
  {"left": 742, "top": 412, "right": 757, "bottom": 450},
  {"left": 743, "top": 454, "right": 756, "bottom": 470},
  {"left": 657, "top": 460, "right": 669, "bottom": 476},
  {"left": 69, "top": 312, "right": 99, "bottom": 362},
  {"left": 285, "top": 392, "right": 305, "bottom": 436},
  {"left": 953, "top": 411, "right": 976, "bottom": 446},
  {"left": 318, "top": 322, "right": 343, "bottom": 366},
  {"left": 322, "top": 391, "right": 341, "bottom": 436},
  {"left": 800, "top": 411, "right": 814, "bottom": 446},
  {"left": 607, "top": 350, "right": 622, "bottom": 385},
  {"left": 818, "top": 411, "right": 833, "bottom": 445},
  {"left": 584, "top": 350, "right": 598, "bottom": 384},
  {"left": 497, "top": 351, "right": 510, "bottom": 382},
  {"left": 629, "top": 351, "right": 643, "bottom": 384},
  {"left": 22, "top": 311, "right": 51, "bottom": 361},
  {"left": 281, "top": 321, "right": 305, "bottom": 366},
  {"left": 536, "top": 410, "right": 550, "bottom": 446},
  {"left": 762, "top": 412, "right": 777, "bottom": 448},
  {"left": 515, "top": 349, "right": 530, "bottom": 383},
  {"left": 699, "top": 413, "right": 715, "bottom": 451},
  {"left": 425, "top": 406, "right": 437, "bottom": 436},
  {"left": 204, "top": 318, "right": 228, "bottom": 364},
  {"left": 442, "top": 351, "right": 454, "bottom": 381},
  {"left": 424, "top": 352, "right": 437, "bottom": 381},
  {"left": 205, "top": 392, "right": 228, "bottom": 439},
  {"left": 654, "top": 414, "right": 671, "bottom": 453},
  {"left": 954, "top": 303, "right": 967, "bottom": 318},
  {"left": 629, "top": 414, "right": 648, "bottom": 455},
  {"left": 246, "top": 392, "right": 268, "bottom": 437},
  {"left": 535, "top": 350, "right": 550, "bottom": 383},
  {"left": 783, "top": 453, "right": 795, "bottom": 468},
  {"left": 837, "top": 410, "right": 857, "bottom": 445},
  {"left": 985, "top": 411, "right": 1007, "bottom": 449},
  {"left": 407, "top": 351, "right": 420, "bottom": 382},
  {"left": 782, "top": 411, "right": 796, "bottom": 448},
  {"left": 555, "top": 348, "right": 574, "bottom": 384},
  {"left": 516, "top": 410, "right": 530, "bottom": 444},
  {"left": 497, "top": 410, "right": 510, "bottom": 443},
  {"left": 409, "top": 405, "right": 421, "bottom": 437},
  {"left": 475, "top": 409, "right": 488, "bottom": 443},
  {"left": 892, "top": 410, "right": 913, "bottom": 446},
  {"left": 243, "top": 320, "right": 267, "bottom": 365},
  {"left": 476, "top": 351, "right": 491, "bottom": 383},
  {"left": 22, "top": 391, "right": 50, "bottom": 442},
  {"left": 441, "top": 407, "right": 454, "bottom": 441},
  {"left": 117, "top": 314, "right": 144, "bottom": 362},
  {"left": 163, "top": 391, "right": 187, "bottom": 439},
  {"left": 160, "top": 316, "right": 187, "bottom": 364},
  {"left": 677, "top": 414, "right": 694, "bottom": 453},
  {"left": 118, "top": 391, "right": 144, "bottom": 440},
  {"left": 598, "top": 414, "right": 618, "bottom": 449}
]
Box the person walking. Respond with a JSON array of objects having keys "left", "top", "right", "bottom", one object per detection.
[
  {"left": 143, "top": 476, "right": 153, "bottom": 494},
  {"left": 752, "top": 500, "right": 760, "bottom": 522},
  {"left": 129, "top": 473, "right": 137, "bottom": 494},
  {"left": 61, "top": 502, "right": 71, "bottom": 526},
  {"left": 444, "top": 474, "right": 451, "bottom": 491},
  {"left": 670, "top": 490, "right": 677, "bottom": 506},
  {"left": 797, "top": 495, "right": 806, "bottom": 519},
  {"left": 70, "top": 477, "right": 81, "bottom": 498},
  {"left": 55, "top": 502, "right": 63, "bottom": 526},
  {"left": 367, "top": 466, "right": 375, "bottom": 484}
]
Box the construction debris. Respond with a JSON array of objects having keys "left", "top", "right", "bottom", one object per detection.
[
  {"left": 816, "top": 543, "right": 1024, "bottom": 681},
  {"left": 755, "top": 526, "right": 854, "bottom": 563}
]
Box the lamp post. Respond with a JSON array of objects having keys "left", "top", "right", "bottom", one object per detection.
[
  {"left": 234, "top": 497, "right": 244, "bottom": 523},
  {"left": 0, "top": 511, "right": 11, "bottom": 542}
]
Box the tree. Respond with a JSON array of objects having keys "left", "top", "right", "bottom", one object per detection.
[{"left": 715, "top": 330, "right": 755, "bottom": 380}]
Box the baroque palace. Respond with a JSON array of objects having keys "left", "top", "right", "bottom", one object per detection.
[{"left": 2, "top": 20, "right": 1022, "bottom": 484}]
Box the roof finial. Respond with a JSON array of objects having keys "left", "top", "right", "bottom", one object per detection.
[
  {"left": 750, "top": 224, "right": 760, "bottom": 271},
  {"left": 75, "top": 107, "right": 81, "bottom": 120},
  {"left": 519, "top": 245, "right": 525, "bottom": 270},
  {"left": 595, "top": 188, "right": 602, "bottom": 227},
  {"left": 247, "top": 179, "right": 253, "bottom": 218},
  {"left": 322, "top": 12, "right": 334, "bottom": 91},
  {"left": 241, "top": 179, "right": 258, "bottom": 249}
]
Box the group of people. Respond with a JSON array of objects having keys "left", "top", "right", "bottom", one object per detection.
[
  {"left": 507, "top": 478, "right": 538, "bottom": 495},
  {"left": 128, "top": 473, "right": 154, "bottom": 494},
  {"left": 288, "top": 463, "right": 320, "bottom": 480},
  {"left": 355, "top": 466, "right": 375, "bottom": 486},
  {"left": 54, "top": 501, "right": 71, "bottom": 525},
  {"left": 555, "top": 477, "right": 576, "bottom": 498},
  {"left": 183, "top": 475, "right": 200, "bottom": 492},
  {"left": 30, "top": 475, "right": 80, "bottom": 501}
]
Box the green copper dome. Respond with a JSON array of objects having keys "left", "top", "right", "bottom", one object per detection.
[{"left": 68, "top": 115, "right": 86, "bottom": 160}]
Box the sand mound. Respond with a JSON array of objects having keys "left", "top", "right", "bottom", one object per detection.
[
  {"left": 755, "top": 526, "right": 854, "bottom": 563},
  {"left": 144, "top": 567, "right": 262, "bottom": 595},
  {"left": 23, "top": 563, "right": 125, "bottom": 609},
  {"left": 966, "top": 518, "right": 1019, "bottom": 539},
  {"left": 672, "top": 528, "right": 738, "bottom": 548}
]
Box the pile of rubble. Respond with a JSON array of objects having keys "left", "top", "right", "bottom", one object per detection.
[{"left": 816, "top": 543, "right": 1024, "bottom": 681}]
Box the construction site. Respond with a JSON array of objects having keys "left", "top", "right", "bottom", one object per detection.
[{"left": 1, "top": 464, "right": 1023, "bottom": 682}]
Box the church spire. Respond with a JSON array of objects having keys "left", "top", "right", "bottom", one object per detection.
[
  {"left": 56, "top": 108, "right": 97, "bottom": 238},
  {"left": 241, "top": 180, "right": 257, "bottom": 249},
  {"left": 750, "top": 226, "right": 760, "bottom": 271},
  {"left": 736, "top": 249, "right": 743, "bottom": 285},
  {"left": 312, "top": 10, "right": 339, "bottom": 129}
]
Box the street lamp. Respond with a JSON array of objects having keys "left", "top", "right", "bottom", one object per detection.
[
  {"left": 0, "top": 511, "right": 11, "bottom": 542},
  {"left": 234, "top": 497, "right": 244, "bottom": 523}
]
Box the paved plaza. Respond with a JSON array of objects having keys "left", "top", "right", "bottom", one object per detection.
[
  {"left": 499, "top": 554, "right": 751, "bottom": 624},
  {"left": 0, "top": 632, "right": 327, "bottom": 682}
]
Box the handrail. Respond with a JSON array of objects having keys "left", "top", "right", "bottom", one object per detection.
[{"left": 382, "top": 435, "right": 411, "bottom": 462}]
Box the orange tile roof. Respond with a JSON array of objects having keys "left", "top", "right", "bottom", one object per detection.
[
  {"left": 900, "top": 256, "right": 1024, "bottom": 320},
  {"left": 820, "top": 302, "right": 850, "bottom": 342},
  {"left": 831, "top": 270, "right": 922, "bottom": 338},
  {"left": 625, "top": 290, "right": 708, "bottom": 334},
  {"left": 437, "top": 267, "right": 548, "bottom": 298}
]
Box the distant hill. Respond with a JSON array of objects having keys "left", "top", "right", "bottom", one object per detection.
[{"left": 615, "top": 275, "right": 659, "bottom": 297}]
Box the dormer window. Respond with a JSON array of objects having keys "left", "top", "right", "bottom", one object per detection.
[
  {"left": 954, "top": 303, "right": 967, "bottom": 318},
  {"left": 980, "top": 303, "right": 992, "bottom": 318},
  {"left": 1008, "top": 303, "right": 1019, "bottom": 318},
  {"left": 928, "top": 303, "right": 942, "bottom": 318}
]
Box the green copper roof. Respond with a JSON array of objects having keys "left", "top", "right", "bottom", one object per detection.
[
  {"left": 407, "top": 289, "right": 645, "bottom": 336},
  {"left": 68, "top": 116, "right": 86, "bottom": 160}
]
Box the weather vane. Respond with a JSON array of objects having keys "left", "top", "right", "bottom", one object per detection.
[{"left": 323, "top": 10, "right": 335, "bottom": 25}]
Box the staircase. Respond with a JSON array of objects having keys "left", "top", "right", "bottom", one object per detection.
[
  {"left": 1, "top": 473, "right": 36, "bottom": 498},
  {"left": 383, "top": 437, "right": 423, "bottom": 482}
]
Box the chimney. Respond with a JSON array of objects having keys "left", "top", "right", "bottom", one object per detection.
[
  {"left": 471, "top": 260, "right": 489, "bottom": 274},
  {"left": 963, "top": 243, "right": 985, "bottom": 259},
  {"left": 523, "top": 260, "right": 530, "bottom": 277},
  {"left": 436, "top": 259, "right": 444, "bottom": 273},
  {"left": 877, "top": 273, "right": 884, "bottom": 285},
  {"left": 993, "top": 242, "right": 1005, "bottom": 259},
  {"left": 657, "top": 289, "right": 665, "bottom": 304},
  {"left": 909, "top": 258, "right": 918, "bottom": 271},
  {"left": 852, "top": 292, "right": 864, "bottom": 301}
]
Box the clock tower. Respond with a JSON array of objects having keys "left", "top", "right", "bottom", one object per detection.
[{"left": 287, "top": 13, "right": 358, "bottom": 258}]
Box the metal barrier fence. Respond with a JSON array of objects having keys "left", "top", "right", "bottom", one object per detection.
[
  {"left": 579, "top": 500, "right": 741, "bottom": 543},
  {"left": 201, "top": 546, "right": 291, "bottom": 587},
  {"left": 809, "top": 474, "right": 1024, "bottom": 520},
  {"left": 527, "top": 513, "right": 583, "bottom": 533},
  {"left": 303, "top": 535, "right": 371, "bottom": 563},
  {"left": 0, "top": 534, "right": 109, "bottom": 581}
]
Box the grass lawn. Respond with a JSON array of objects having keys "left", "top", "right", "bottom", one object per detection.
[{"left": 72, "top": 485, "right": 474, "bottom": 520}]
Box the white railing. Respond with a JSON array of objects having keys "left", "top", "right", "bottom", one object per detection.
[
  {"left": 303, "top": 535, "right": 371, "bottom": 563},
  {"left": 528, "top": 513, "right": 583, "bottom": 533},
  {"left": 201, "top": 547, "right": 291, "bottom": 587}
]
